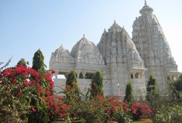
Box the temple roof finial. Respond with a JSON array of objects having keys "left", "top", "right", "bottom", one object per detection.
[
  {"left": 83, "top": 34, "right": 85, "bottom": 38},
  {"left": 104, "top": 28, "right": 107, "bottom": 33},
  {"left": 145, "top": 0, "right": 147, "bottom": 6}
]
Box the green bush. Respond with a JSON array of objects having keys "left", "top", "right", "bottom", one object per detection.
[{"left": 124, "top": 81, "right": 133, "bottom": 103}]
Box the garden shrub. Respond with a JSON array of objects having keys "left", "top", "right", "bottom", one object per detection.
[
  {"left": 154, "top": 105, "right": 182, "bottom": 123},
  {"left": 90, "top": 71, "right": 104, "bottom": 98},
  {"left": 124, "top": 81, "right": 133, "bottom": 103},
  {"left": 131, "top": 102, "right": 152, "bottom": 121},
  {"left": 0, "top": 64, "right": 55, "bottom": 122}
]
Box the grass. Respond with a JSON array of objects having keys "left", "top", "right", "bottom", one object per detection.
[
  {"left": 131, "top": 119, "right": 152, "bottom": 123},
  {"left": 52, "top": 119, "right": 153, "bottom": 123}
]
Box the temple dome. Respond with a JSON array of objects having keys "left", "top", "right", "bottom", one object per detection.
[
  {"left": 108, "top": 20, "right": 123, "bottom": 32},
  {"left": 50, "top": 45, "right": 73, "bottom": 64},
  {"left": 71, "top": 35, "right": 104, "bottom": 64},
  {"left": 140, "top": 1, "right": 153, "bottom": 14},
  {"left": 53, "top": 45, "right": 71, "bottom": 57}
]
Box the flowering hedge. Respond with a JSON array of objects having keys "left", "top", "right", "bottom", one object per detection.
[
  {"left": 131, "top": 102, "right": 152, "bottom": 121},
  {"left": 0, "top": 64, "right": 152, "bottom": 122},
  {"left": 0, "top": 64, "right": 55, "bottom": 122}
]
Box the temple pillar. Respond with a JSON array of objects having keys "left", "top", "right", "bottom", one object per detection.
[{"left": 75, "top": 71, "right": 80, "bottom": 79}]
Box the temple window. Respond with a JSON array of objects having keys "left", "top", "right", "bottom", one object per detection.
[
  {"left": 167, "top": 76, "right": 170, "bottom": 80},
  {"left": 135, "top": 72, "right": 139, "bottom": 79},
  {"left": 85, "top": 73, "right": 94, "bottom": 79},
  {"left": 172, "top": 75, "right": 176, "bottom": 80},
  {"left": 79, "top": 72, "right": 84, "bottom": 79},
  {"left": 131, "top": 74, "right": 133, "bottom": 79}
]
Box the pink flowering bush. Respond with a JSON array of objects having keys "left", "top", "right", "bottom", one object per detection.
[
  {"left": 60, "top": 83, "right": 131, "bottom": 123},
  {"left": 131, "top": 102, "right": 152, "bottom": 121},
  {"left": 0, "top": 64, "right": 56, "bottom": 122},
  {"left": 0, "top": 63, "right": 153, "bottom": 123},
  {"left": 43, "top": 94, "right": 70, "bottom": 121}
]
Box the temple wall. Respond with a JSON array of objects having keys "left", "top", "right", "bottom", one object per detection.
[{"left": 53, "top": 78, "right": 111, "bottom": 96}]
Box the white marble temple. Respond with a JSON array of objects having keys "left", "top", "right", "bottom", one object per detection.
[{"left": 50, "top": 2, "right": 180, "bottom": 100}]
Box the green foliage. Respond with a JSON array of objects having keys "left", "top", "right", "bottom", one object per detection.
[
  {"left": 17, "top": 58, "right": 29, "bottom": 66},
  {"left": 124, "top": 81, "right": 133, "bottom": 103},
  {"left": 146, "top": 75, "right": 158, "bottom": 102},
  {"left": 32, "top": 49, "right": 46, "bottom": 72},
  {"left": 0, "top": 82, "right": 35, "bottom": 122},
  {"left": 167, "top": 79, "right": 181, "bottom": 101},
  {"left": 147, "top": 75, "right": 157, "bottom": 93},
  {"left": 90, "top": 71, "right": 104, "bottom": 97},
  {"left": 0, "top": 65, "right": 44, "bottom": 122},
  {"left": 28, "top": 97, "right": 50, "bottom": 123},
  {"left": 71, "top": 98, "right": 107, "bottom": 123},
  {"left": 173, "top": 74, "right": 182, "bottom": 91},
  {"left": 65, "top": 71, "right": 80, "bottom": 101},
  {"left": 0, "top": 56, "right": 12, "bottom": 70},
  {"left": 154, "top": 104, "right": 182, "bottom": 123},
  {"left": 29, "top": 49, "right": 52, "bottom": 122},
  {"left": 145, "top": 75, "right": 161, "bottom": 122},
  {"left": 167, "top": 74, "right": 182, "bottom": 102},
  {"left": 66, "top": 71, "right": 78, "bottom": 88}
]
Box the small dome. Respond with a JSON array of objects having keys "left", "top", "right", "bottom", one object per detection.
[
  {"left": 53, "top": 45, "right": 71, "bottom": 57},
  {"left": 71, "top": 35, "right": 104, "bottom": 64},
  {"left": 139, "top": 1, "right": 153, "bottom": 14}
]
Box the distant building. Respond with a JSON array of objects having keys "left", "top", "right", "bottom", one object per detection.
[{"left": 50, "top": 2, "right": 180, "bottom": 100}]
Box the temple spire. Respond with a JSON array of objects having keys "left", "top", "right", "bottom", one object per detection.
[
  {"left": 83, "top": 34, "right": 85, "bottom": 38},
  {"left": 114, "top": 20, "right": 116, "bottom": 24},
  {"left": 104, "top": 28, "right": 107, "bottom": 33},
  {"left": 145, "top": 0, "right": 147, "bottom": 6}
]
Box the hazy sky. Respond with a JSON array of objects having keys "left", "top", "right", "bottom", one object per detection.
[{"left": 1, "top": 0, "right": 182, "bottom": 72}]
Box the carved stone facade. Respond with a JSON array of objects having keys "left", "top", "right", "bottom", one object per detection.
[
  {"left": 50, "top": 2, "right": 180, "bottom": 100},
  {"left": 132, "top": 2, "right": 180, "bottom": 93}
]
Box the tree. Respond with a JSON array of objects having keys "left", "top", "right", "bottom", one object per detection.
[
  {"left": 147, "top": 75, "right": 157, "bottom": 93},
  {"left": 65, "top": 71, "right": 80, "bottom": 100},
  {"left": 173, "top": 74, "right": 182, "bottom": 91},
  {"left": 90, "top": 71, "right": 104, "bottom": 98},
  {"left": 146, "top": 75, "right": 160, "bottom": 101},
  {"left": 17, "top": 58, "right": 29, "bottom": 66},
  {"left": 124, "top": 81, "right": 133, "bottom": 103},
  {"left": 170, "top": 74, "right": 182, "bottom": 100},
  {"left": 29, "top": 49, "right": 52, "bottom": 122},
  {"left": 146, "top": 75, "right": 160, "bottom": 122},
  {"left": 32, "top": 49, "right": 46, "bottom": 72}
]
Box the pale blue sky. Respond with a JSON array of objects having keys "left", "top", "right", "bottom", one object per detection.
[{"left": 1, "top": 0, "right": 182, "bottom": 72}]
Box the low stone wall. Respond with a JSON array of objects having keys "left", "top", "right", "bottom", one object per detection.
[{"left": 53, "top": 78, "right": 111, "bottom": 96}]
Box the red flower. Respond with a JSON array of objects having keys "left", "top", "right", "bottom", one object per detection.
[
  {"left": 49, "top": 81, "right": 54, "bottom": 89},
  {"left": 46, "top": 90, "right": 51, "bottom": 95},
  {"left": 3, "top": 68, "right": 12, "bottom": 76},
  {"left": 17, "top": 92, "right": 21, "bottom": 96},
  {"left": 51, "top": 69, "right": 56, "bottom": 74},
  {"left": 23, "top": 81, "right": 30, "bottom": 86},
  {"left": 19, "top": 112, "right": 23, "bottom": 115},
  {"left": 11, "top": 77, "right": 16, "bottom": 84},
  {"left": 93, "top": 82, "right": 97, "bottom": 86},
  {"left": 72, "top": 82, "right": 76, "bottom": 85}
]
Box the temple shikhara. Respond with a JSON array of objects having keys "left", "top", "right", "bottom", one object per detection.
[{"left": 50, "top": 2, "right": 180, "bottom": 100}]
